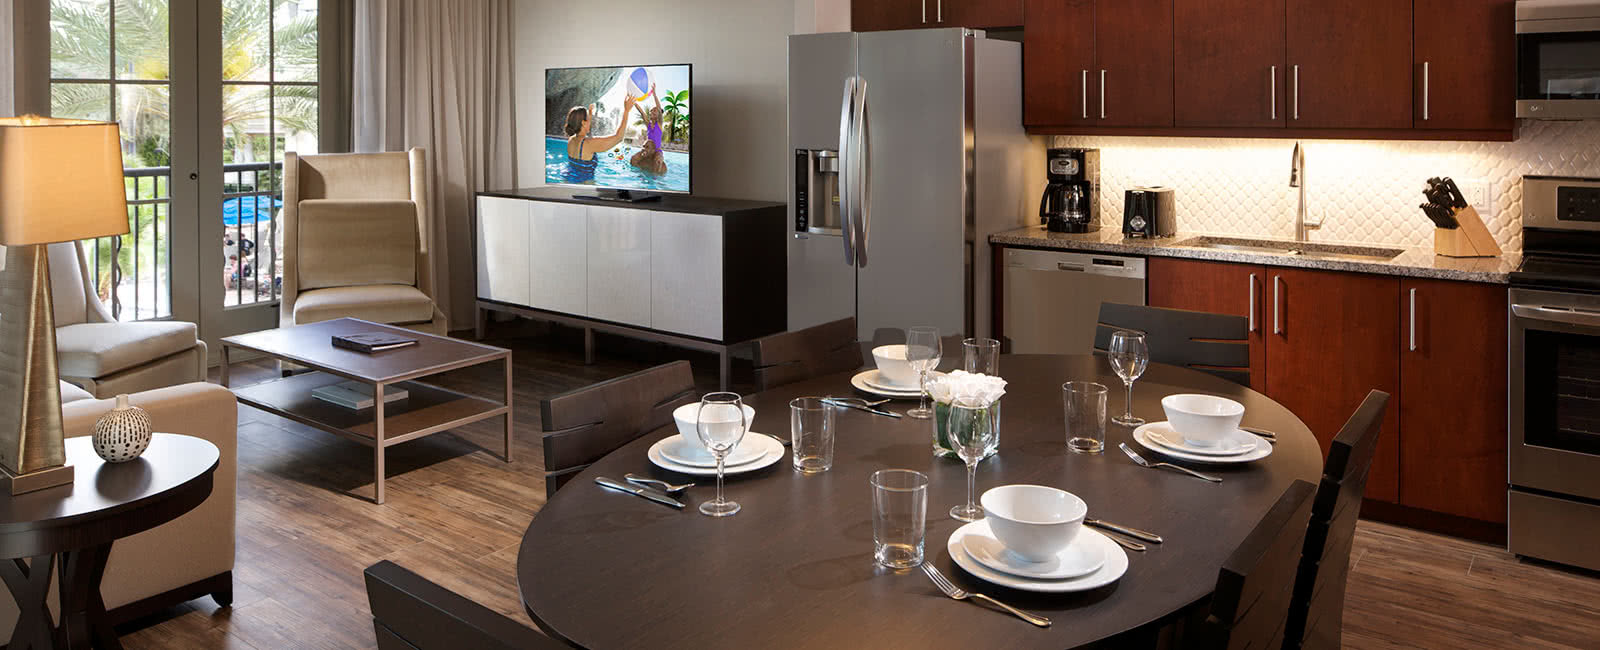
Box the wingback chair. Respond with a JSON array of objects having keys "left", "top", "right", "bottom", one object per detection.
[
  {"left": 280, "top": 149, "right": 447, "bottom": 335},
  {"left": 48, "top": 241, "right": 207, "bottom": 398}
]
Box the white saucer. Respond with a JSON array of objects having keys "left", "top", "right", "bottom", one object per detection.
[
  {"left": 657, "top": 435, "right": 766, "bottom": 468},
  {"left": 1143, "top": 423, "right": 1257, "bottom": 457},
  {"left": 849, "top": 370, "right": 934, "bottom": 398},
  {"left": 958, "top": 519, "right": 1104, "bottom": 580},
  {"left": 947, "top": 522, "right": 1128, "bottom": 593},
  {"left": 861, "top": 369, "right": 924, "bottom": 392},
  {"left": 647, "top": 434, "right": 784, "bottom": 476},
  {"left": 1132, "top": 422, "right": 1271, "bottom": 465}
]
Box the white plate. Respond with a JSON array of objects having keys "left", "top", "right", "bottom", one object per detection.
[
  {"left": 849, "top": 370, "right": 930, "bottom": 398},
  {"left": 861, "top": 369, "right": 924, "bottom": 392},
  {"left": 959, "top": 519, "right": 1104, "bottom": 580},
  {"left": 1132, "top": 422, "right": 1272, "bottom": 465},
  {"left": 647, "top": 434, "right": 785, "bottom": 476},
  {"left": 657, "top": 435, "right": 767, "bottom": 468},
  {"left": 947, "top": 522, "right": 1128, "bottom": 593},
  {"left": 1143, "top": 423, "right": 1258, "bottom": 457}
]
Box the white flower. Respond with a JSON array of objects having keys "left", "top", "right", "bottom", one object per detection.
[{"left": 929, "top": 370, "right": 1007, "bottom": 407}]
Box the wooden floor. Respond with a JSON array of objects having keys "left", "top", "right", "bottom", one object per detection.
[{"left": 113, "top": 322, "right": 1600, "bottom": 649}]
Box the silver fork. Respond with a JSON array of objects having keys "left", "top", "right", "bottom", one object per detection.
[
  {"left": 623, "top": 473, "right": 694, "bottom": 493},
  {"left": 1119, "top": 443, "right": 1222, "bottom": 483},
  {"left": 920, "top": 564, "right": 1051, "bottom": 627},
  {"left": 829, "top": 396, "right": 892, "bottom": 407}
]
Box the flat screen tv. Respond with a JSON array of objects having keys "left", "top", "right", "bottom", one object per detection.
[{"left": 545, "top": 64, "right": 692, "bottom": 198}]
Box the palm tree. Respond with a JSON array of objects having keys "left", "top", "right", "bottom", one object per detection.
[{"left": 660, "top": 89, "right": 689, "bottom": 144}]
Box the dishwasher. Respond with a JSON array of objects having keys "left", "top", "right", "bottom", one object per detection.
[{"left": 1002, "top": 248, "right": 1146, "bottom": 355}]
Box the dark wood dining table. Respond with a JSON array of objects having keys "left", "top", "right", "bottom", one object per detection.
[{"left": 516, "top": 354, "right": 1323, "bottom": 649}]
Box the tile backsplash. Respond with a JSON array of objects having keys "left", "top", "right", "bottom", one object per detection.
[{"left": 1054, "top": 120, "right": 1600, "bottom": 252}]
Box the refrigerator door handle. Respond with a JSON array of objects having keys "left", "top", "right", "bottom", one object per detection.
[
  {"left": 855, "top": 77, "right": 871, "bottom": 268},
  {"left": 838, "top": 76, "right": 857, "bottom": 266}
]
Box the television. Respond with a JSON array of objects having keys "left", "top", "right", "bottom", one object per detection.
[{"left": 545, "top": 64, "right": 692, "bottom": 199}]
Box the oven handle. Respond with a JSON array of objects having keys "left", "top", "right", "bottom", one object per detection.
[{"left": 1512, "top": 304, "right": 1600, "bottom": 328}]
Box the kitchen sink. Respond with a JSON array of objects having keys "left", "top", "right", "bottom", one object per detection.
[{"left": 1172, "top": 236, "right": 1406, "bottom": 262}]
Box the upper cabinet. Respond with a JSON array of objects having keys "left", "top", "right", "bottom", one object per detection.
[
  {"left": 1174, "top": 0, "right": 1286, "bottom": 128},
  {"left": 1023, "top": 0, "right": 1096, "bottom": 127},
  {"left": 853, "top": 0, "right": 1022, "bottom": 32},
  {"left": 1286, "top": 0, "right": 1413, "bottom": 129},
  {"left": 1414, "top": 0, "right": 1516, "bottom": 131},
  {"left": 1023, "top": 0, "right": 1173, "bottom": 129}
]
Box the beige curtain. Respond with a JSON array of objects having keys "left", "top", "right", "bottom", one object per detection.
[
  {"left": 352, "top": 0, "right": 517, "bottom": 329},
  {"left": 0, "top": 0, "right": 14, "bottom": 117}
]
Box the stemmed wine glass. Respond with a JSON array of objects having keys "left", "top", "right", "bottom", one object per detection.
[
  {"left": 696, "top": 392, "right": 748, "bottom": 517},
  {"left": 947, "top": 396, "right": 996, "bottom": 522},
  {"left": 1108, "top": 330, "right": 1150, "bottom": 427},
  {"left": 905, "top": 327, "right": 942, "bottom": 420}
]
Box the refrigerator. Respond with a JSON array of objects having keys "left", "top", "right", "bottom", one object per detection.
[{"left": 787, "top": 28, "right": 1037, "bottom": 341}]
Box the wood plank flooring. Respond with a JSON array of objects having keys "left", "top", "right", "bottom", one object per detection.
[{"left": 112, "top": 322, "right": 1600, "bottom": 649}]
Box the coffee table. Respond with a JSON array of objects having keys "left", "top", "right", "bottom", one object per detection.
[{"left": 220, "top": 318, "right": 512, "bottom": 504}]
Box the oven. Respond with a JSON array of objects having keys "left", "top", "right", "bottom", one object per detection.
[{"left": 1516, "top": 0, "right": 1600, "bottom": 119}]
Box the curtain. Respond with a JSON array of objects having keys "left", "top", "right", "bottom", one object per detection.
[
  {"left": 0, "top": 0, "right": 14, "bottom": 117},
  {"left": 351, "top": 0, "right": 517, "bottom": 330}
]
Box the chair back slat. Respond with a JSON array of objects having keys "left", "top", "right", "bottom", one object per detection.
[
  {"left": 1286, "top": 390, "right": 1391, "bottom": 650},
  {"left": 540, "top": 361, "right": 697, "bottom": 499},
  {"left": 1200, "top": 480, "right": 1317, "bottom": 650},
  {"left": 365, "top": 560, "right": 566, "bottom": 650},
  {"left": 751, "top": 318, "right": 863, "bottom": 391},
  {"left": 1092, "top": 302, "right": 1251, "bottom": 387}
]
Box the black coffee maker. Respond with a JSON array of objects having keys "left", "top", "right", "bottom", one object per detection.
[{"left": 1040, "top": 148, "right": 1099, "bottom": 233}]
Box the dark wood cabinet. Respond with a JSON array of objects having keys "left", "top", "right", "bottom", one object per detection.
[
  {"left": 1095, "top": 0, "right": 1174, "bottom": 127},
  {"left": 1147, "top": 258, "right": 1268, "bottom": 389},
  {"left": 1174, "top": 0, "right": 1286, "bottom": 128},
  {"left": 944, "top": 0, "right": 1024, "bottom": 28},
  {"left": 1023, "top": 0, "right": 1096, "bottom": 127},
  {"left": 854, "top": 0, "right": 1023, "bottom": 31},
  {"left": 1399, "top": 278, "right": 1508, "bottom": 523},
  {"left": 1286, "top": 0, "right": 1413, "bottom": 129},
  {"left": 1414, "top": 0, "right": 1516, "bottom": 131}
]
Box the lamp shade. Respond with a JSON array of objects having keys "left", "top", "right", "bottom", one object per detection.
[{"left": 0, "top": 116, "right": 130, "bottom": 245}]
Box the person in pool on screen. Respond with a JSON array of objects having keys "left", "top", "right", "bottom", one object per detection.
[
  {"left": 629, "top": 85, "right": 669, "bottom": 176},
  {"left": 561, "top": 93, "right": 637, "bottom": 184}
]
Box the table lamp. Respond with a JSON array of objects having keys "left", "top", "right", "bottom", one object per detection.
[{"left": 0, "top": 116, "right": 130, "bottom": 494}]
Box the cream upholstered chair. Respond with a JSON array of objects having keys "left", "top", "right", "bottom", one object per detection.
[
  {"left": 280, "top": 149, "right": 447, "bottom": 335},
  {"left": 47, "top": 241, "right": 207, "bottom": 398}
]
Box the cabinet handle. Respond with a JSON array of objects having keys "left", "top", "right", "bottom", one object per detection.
[
  {"left": 1269, "top": 66, "right": 1277, "bottom": 120},
  {"left": 1273, "top": 275, "right": 1283, "bottom": 335},
  {"left": 1248, "top": 273, "right": 1258, "bottom": 333},
  {"left": 937, "top": 0, "right": 943, "bottom": 22},
  {"left": 1081, "top": 70, "right": 1089, "bottom": 120},
  {"left": 1422, "top": 61, "right": 1430, "bottom": 121},
  {"left": 1292, "top": 65, "right": 1300, "bottom": 121},
  {"left": 1409, "top": 288, "right": 1417, "bottom": 351},
  {"left": 922, "top": 0, "right": 927, "bottom": 23},
  {"left": 1099, "top": 70, "right": 1107, "bottom": 119}
]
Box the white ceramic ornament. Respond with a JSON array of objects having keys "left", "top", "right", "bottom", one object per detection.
[{"left": 93, "top": 394, "right": 152, "bottom": 462}]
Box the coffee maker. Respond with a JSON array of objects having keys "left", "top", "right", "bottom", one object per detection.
[{"left": 1040, "top": 148, "right": 1099, "bottom": 233}]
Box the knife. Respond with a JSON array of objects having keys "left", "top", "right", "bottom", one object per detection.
[
  {"left": 822, "top": 398, "right": 902, "bottom": 419},
  {"left": 595, "top": 476, "right": 686, "bottom": 509},
  {"left": 1085, "top": 518, "right": 1164, "bottom": 544}
]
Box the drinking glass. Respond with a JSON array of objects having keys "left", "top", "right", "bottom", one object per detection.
[
  {"left": 1064, "top": 381, "right": 1108, "bottom": 454},
  {"left": 789, "top": 397, "right": 836, "bottom": 474},
  {"left": 905, "top": 327, "right": 942, "bottom": 420},
  {"left": 696, "top": 392, "right": 748, "bottom": 517},
  {"left": 947, "top": 396, "right": 997, "bottom": 522},
  {"left": 962, "top": 337, "right": 1001, "bottom": 375},
  {"left": 871, "top": 469, "right": 929, "bottom": 569},
  {"left": 1107, "top": 330, "right": 1150, "bottom": 426}
]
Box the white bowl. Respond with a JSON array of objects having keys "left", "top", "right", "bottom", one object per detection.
[
  {"left": 979, "top": 485, "right": 1087, "bottom": 563},
  {"left": 871, "top": 344, "right": 920, "bottom": 387},
  {"left": 1161, "top": 394, "right": 1245, "bottom": 447},
  {"left": 672, "top": 402, "right": 756, "bottom": 457}
]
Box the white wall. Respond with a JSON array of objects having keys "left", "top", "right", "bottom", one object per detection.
[{"left": 513, "top": 0, "right": 798, "bottom": 201}]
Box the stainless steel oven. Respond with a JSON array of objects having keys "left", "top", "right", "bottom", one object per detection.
[{"left": 1516, "top": 0, "right": 1600, "bottom": 119}]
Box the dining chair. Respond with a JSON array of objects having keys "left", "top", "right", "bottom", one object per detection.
[
  {"left": 1284, "top": 389, "right": 1392, "bottom": 650},
  {"left": 539, "top": 360, "right": 698, "bottom": 498},
  {"left": 1194, "top": 479, "right": 1317, "bottom": 650},
  {"left": 364, "top": 560, "right": 567, "bottom": 649},
  {"left": 1092, "top": 302, "right": 1252, "bottom": 387},
  {"left": 750, "top": 317, "right": 864, "bottom": 391}
]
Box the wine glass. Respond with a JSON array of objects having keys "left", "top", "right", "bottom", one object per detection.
[
  {"left": 947, "top": 396, "right": 996, "bottom": 522},
  {"left": 905, "top": 327, "right": 942, "bottom": 420},
  {"left": 1108, "top": 330, "right": 1150, "bottom": 427},
  {"left": 696, "top": 392, "right": 748, "bottom": 517}
]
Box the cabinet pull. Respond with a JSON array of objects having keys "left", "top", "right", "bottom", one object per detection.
[
  {"left": 1422, "top": 61, "right": 1430, "bottom": 121},
  {"left": 1248, "top": 273, "right": 1258, "bottom": 332},
  {"left": 1269, "top": 66, "right": 1277, "bottom": 120},
  {"left": 937, "top": 0, "right": 943, "bottom": 22},
  {"left": 1099, "top": 70, "right": 1107, "bottom": 119},
  {"left": 1409, "top": 288, "right": 1417, "bottom": 351},
  {"left": 921, "top": 0, "right": 927, "bottom": 23},
  {"left": 1292, "top": 65, "right": 1300, "bottom": 121},
  {"left": 1273, "top": 275, "right": 1283, "bottom": 335},
  {"left": 1081, "top": 70, "right": 1089, "bottom": 120}
]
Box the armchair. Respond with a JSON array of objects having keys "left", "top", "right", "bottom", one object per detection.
[{"left": 280, "top": 149, "right": 447, "bottom": 335}]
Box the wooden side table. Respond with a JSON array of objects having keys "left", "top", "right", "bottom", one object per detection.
[{"left": 0, "top": 434, "right": 219, "bottom": 649}]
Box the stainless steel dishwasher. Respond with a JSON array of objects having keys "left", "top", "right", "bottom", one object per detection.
[{"left": 1002, "top": 248, "right": 1146, "bottom": 355}]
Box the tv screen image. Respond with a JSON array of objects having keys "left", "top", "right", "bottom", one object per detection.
[{"left": 545, "top": 64, "right": 691, "bottom": 194}]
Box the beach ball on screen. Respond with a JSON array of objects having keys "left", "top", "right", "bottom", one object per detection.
[{"left": 625, "top": 67, "right": 653, "bottom": 101}]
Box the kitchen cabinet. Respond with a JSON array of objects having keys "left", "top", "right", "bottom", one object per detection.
[
  {"left": 1414, "top": 0, "right": 1516, "bottom": 131},
  {"left": 851, "top": 0, "right": 924, "bottom": 31},
  {"left": 1286, "top": 0, "right": 1412, "bottom": 129},
  {"left": 943, "top": 0, "right": 1024, "bottom": 29},
  {"left": 1147, "top": 258, "right": 1268, "bottom": 389},
  {"left": 853, "top": 0, "right": 1022, "bottom": 31},
  {"left": 1400, "top": 278, "right": 1508, "bottom": 523},
  {"left": 1022, "top": 0, "right": 1095, "bottom": 128},
  {"left": 1173, "top": 0, "right": 1286, "bottom": 128},
  {"left": 1023, "top": 0, "right": 1173, "bottom": 129}
]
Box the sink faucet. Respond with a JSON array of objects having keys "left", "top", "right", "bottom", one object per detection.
[{"left": 1289, "top": 141, "right": 1319, "bottom": 243}]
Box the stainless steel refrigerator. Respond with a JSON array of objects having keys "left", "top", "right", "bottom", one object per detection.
[{"left": 787, "top": 28, "right": 1037, "bottom": 341}]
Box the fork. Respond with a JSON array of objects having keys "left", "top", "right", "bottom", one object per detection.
[
  {"left": 829, "top": 396, "right": 892, "bottom": 407},
  {"left": 623, "top": 473, "right": 694, "bottom": 493},
  {"left": 1119, "top": 443, "right": 1222, "bottom": 483},
  {"left": 920, "top": 564, "right": 1051, "bottom": 627}
]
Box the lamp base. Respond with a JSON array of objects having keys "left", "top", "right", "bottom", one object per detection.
[
  {"left": 0, "top": 463, "right": 74, "bottom": 495},
  {"left": 0, "top": 244, "right": 70, "bottom": 485}
]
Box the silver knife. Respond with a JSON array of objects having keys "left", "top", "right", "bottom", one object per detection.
[
  {"left": 595, "top": 476, "right": 685, "bottom": 509},
  {"left": 1085, "top": 518, "right": 1164, "bottom": 544},
  {"left": 823, "top": 398, "right": 902, "bottom": 419}
]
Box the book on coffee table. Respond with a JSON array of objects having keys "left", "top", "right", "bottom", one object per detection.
[
  {"left": 310, "top": 380, "right": 410, "bottom": 410},
  {"left": 331, "top": 332, "right": 418, "bottom": 353}
]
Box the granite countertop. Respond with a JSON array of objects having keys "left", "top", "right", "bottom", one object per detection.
[{"left": 989, "top": 226, "right": 1520, "bottom": 284}]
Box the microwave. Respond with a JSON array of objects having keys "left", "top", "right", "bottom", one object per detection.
[{"left": 1517, "top": 0, "right": 1600, "bottom": 118}]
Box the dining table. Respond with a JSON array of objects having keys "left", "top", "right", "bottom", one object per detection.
[{"left": 516, "top": 354, "right": 1324, "bottom": 649}]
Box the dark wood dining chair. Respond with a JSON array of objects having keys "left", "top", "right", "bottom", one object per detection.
[
  {"left": 751, "top": 317, "right": 863, "bottom": 391},
  {"left": 539, "top": 360, "right": 697, "bottom": 499},
  {"left": 365, "top": 560, "right": 567, "bottom": 649},
  {"left": 1194, "top": 479, "right": 1317, "bottom": 650},
  {"left": 1093, "top": 302, "right": 1252, "bottom": 387},
  {"left": 1284, "top": 389, "right": 1392, "bottom": 650}
]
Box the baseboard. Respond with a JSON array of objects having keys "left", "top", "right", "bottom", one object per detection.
[
  {"left": 1360, "top": 500, "right": 1506, "bottom": 545},
  {"left": 108, "top": 571, "right": 232, "bottom": 626}
]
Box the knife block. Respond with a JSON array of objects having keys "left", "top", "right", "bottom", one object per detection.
[{"left": 1434, "top": 205, "right": 1501, "bottom": 258}]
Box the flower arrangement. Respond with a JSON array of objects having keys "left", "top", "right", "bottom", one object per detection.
[{"left": 929, "top": 371, "right": 1007, "bottom": 459}]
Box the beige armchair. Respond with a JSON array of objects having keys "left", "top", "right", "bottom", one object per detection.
[
  {"left": 281, "top": 149, "right": 447, "bottom": 335},
  {"left": 48, "top": 241, "right": 207, "bottom": 398}
]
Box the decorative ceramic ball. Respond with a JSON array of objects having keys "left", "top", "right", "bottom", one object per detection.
[{"left": 93, "top": 394, "right": 152, "bottom": 463}]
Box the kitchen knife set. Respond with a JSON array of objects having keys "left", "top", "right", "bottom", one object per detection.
[
  {"left": 1419, "top": 176, "right": 1502, "bottom": 258},
  {"left": 1419, "top": 177, "right": 1468, "bottom": 229}
]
